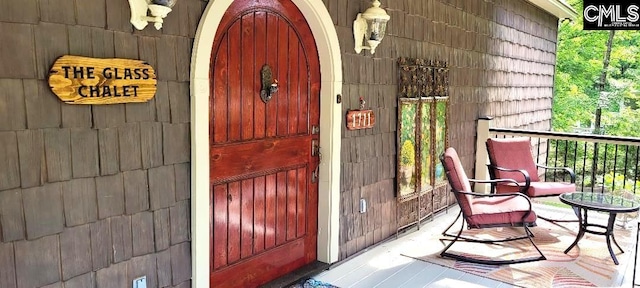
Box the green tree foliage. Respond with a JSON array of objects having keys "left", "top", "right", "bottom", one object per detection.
[
  {"left": 553, "top": 0, "right": 640, "bottom": 133},
  {"left": 551, "top": 0, "right": 640, "bottom": 192}
]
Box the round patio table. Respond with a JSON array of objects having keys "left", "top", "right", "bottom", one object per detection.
[{"left": 559, "top": 192, "right": 640, "bottom": 265}]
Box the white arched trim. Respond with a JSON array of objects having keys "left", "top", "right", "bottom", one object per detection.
[{"left": 190, "top": 1, "right": 342, "bottom": 287}]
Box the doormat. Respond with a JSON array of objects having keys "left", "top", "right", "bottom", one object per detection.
[
  {"left": 401, "top": 218, "right": 635, "bottom": 287},
  {"left": 287, "top": 278, "right": 339, "bottom": 288}
]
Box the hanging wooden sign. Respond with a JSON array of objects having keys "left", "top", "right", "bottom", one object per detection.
[
  {"left": 48, "top": 55, "right": 157, "bottom": 105},
  {"left": 346, "top": 109, "right": 375, "bottom": 130}
]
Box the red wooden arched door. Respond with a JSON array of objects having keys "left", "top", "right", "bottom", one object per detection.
[{"left": 209, "top": 0, "right": 320, "bottom": 286}]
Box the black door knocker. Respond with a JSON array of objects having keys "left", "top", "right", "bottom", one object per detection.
[{"left": 260, "top": 64, "right": 278, "bottom": 103}]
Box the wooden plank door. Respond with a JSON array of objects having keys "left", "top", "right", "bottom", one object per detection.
[{"left": 209, "top": 0, "right": 320, "bottom": 287}]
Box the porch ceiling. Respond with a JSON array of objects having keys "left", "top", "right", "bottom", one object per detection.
[{"left": 528, "top": 0, "right": 578, "bottom": 20}]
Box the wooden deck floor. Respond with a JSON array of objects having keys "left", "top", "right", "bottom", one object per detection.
[{"left": 311, "top": 204, "right": 639, "bottom": 288}]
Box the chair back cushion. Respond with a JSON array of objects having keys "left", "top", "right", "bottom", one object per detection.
[
  {"left": 441, "top": 147, "right": 473, "bottom": 216},
  {"left": 486, "top": 137, "right": 540, "bottom": 182}
]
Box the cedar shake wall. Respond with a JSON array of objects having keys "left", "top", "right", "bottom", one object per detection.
[
  {"left": 0, "top": 0, "right": 205, "bottom": 287},
  {"left": 0, "top": 0, "right": 562, "bottom": 281},
  {"left": 329, "top": 0, "right": 559, "bottom": 260}
]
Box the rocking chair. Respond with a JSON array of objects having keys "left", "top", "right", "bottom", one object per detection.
[
  {"left": 439, "top": 147, "right": 546, "bottom": 265},
  {"left": 486, "top": 137, "right": 577, "bottom": 222}
]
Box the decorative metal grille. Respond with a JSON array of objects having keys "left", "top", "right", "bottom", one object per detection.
[{"left": 396, "top": 57, "right": 452, "bottom": 231}]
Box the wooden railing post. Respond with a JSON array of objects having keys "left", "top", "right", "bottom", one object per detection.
[{"left": 475, "top": 117, "right": 492, "bottom": 193}]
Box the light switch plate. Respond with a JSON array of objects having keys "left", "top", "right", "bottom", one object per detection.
[
  {"left": 360, "top": 198, "right": 367, "bottom": 213},
  {"left": 133, "top": 276, "right": 147, "bottom": 288}
]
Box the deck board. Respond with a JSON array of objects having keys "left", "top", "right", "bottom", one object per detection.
[{"left": 311, "top": 203, "right": 636, "bottom": 288}]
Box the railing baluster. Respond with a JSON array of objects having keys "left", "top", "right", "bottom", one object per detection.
[
  {"left": 542, "top": 138, "right": 548, "bottom": 181},
  {"left": 573, "top": 141, "right": 584, "bottom": 186},
  {"left": 547, "top": 140, "right": 560, "bottom": 181},
  {"left": 582, "top": 142, "right": 588, "bottom": 193},
  {"left": 633, "top": 146, "right": 640, "bottom": 195},
  {"left": 623, "top": 145, "right": 629, "bottom": 192},
  {"left": 592, "top": 142, "right": 599, "bottom": 193},
  {"left": 612, "top": 144, "right": 618, "bottom": 193},
  {"left": 602, "top": 144, "right": 608, "bottom": 193},
  {"left": 556, "top": 140, "right": 569, "bottom": 181}
]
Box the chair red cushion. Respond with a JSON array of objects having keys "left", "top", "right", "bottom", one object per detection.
[
  {"left": 486, "top": 137, "right": 540, "bottom": 182},
  {"left": 442, "top": 147, "right": 473, "bottom": 217},
  {"left": 496, "top": 181, "right": 576, "bottom": 197},
  {"left": 443, "top": 147, "right": 537, "bottom": 228},
  {"left": 466, "top": 195, "right": 537, "bottom": 228}
]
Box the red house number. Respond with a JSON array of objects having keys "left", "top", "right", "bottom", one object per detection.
[{"left": 346, "top": 109, "right": 375, "bottom": 130}]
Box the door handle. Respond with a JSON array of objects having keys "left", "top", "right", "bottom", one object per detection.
[{"left": 311, "top": 139, "right": 322, "bottom": 162}]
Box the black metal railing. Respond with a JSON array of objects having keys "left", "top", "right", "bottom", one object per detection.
[{"left": 489, "top": 128, "right": 640, "bottom": 196}]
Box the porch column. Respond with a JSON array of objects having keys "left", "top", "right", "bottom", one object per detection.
[{"left": 475, "top": 117, "right": 492, "bottom": 193}]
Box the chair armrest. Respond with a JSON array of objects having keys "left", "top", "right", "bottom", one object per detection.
[
  {"left": 468, "top": 178, "right": 521, "bottom": 189},
  {"left": 486, "top": 164, "right": 531, "bottom": 194},
  {"left": 535, "top": 164, "right": 576, "bottom": 183},
  {"left": 456, "top": 190, "right": 533, "bottom": 213}
]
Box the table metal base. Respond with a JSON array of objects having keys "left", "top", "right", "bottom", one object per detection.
[
  {"left": 633, "top": 222, "right": 639, "bottom": 286},
  {"left": 563, "top": 208, "right": 624, "bottom": 265}
]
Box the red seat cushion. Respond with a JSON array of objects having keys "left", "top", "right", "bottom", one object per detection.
[{"left": 466, "top": 195, "right": 537, "bottom": 228}]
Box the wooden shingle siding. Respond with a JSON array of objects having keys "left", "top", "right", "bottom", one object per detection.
[
  {"left": 154, "top": 208, "right": 171, "bottom": 252},
  {"left": 96, "top": 174, "right": 126, "bottom": 219},
  {"left": 98, "top": 128, "right": 120, "bottom": 175},
  {"left": 149, "top": 165, "right": 177, "bottom": 210},
  {"left": 128, "top": 255, "right": 158, "bottom": 287},
  {"left": 119, "top": 123, "right": 144, "bottom": 171},
  {"left": 170, "top": 200, "right": 191, "bottom": 245},
  {"left": 0, "top": 23, "right": 36, "bottom": 79},
  {"left": 124, "top": 170, "right": 151, "bottom": 215},
  {"left": 334, "top": 0, "right": 560, "bottom": 260},
  {"left": 95, "top": 262, "right": 127, "bottom": 288},
  {"left": 110, "top": 215, "right": 134, "bottom": 264},
  {"left": 93, "top": 105, "right": 126, "bottom": 129},
  {"left": 0, "top": 242, "right": 17, "bottom": 287},
  {"left": 61, "top": 105, "right": 93, "bottom": 128},
  {"left": 17, "top": 129, "right": 45, "bottom": 188},
  {"left": 60, "top": 225, "right": 92, "bottom": 280},
  {"left": 44, "top": 129, "right": 73, "bottom": 182},
  {"left": 0, "top": 80, "right": 27, "bottom": 131},
  {"left": 174, "top": 163, "right": 191, "bottom": 201},
  {"left": 169, "top": 82, "right": 191, "bottom": 123},
  {"left": 15, "top": 235, "right": 61, "bottom": 287},
  {"left": 63, "top": 273, "right": 95, "bottom": 288},
  {"left": 0, "top": 189, "right": 24, "bottom": 242},
  {"left": 132, "top": 212, "right": 155, "bottom": 257},
  {"left": 140, "top": 122, "right": 164, "bottom": 168},
  {"left": 170, "top": 242, "right": 192, "bottom": 285},
  {"left": 90, "top": 219, "right": 112, "bottom": 271},
  {"left": 35, "top": 23, "right": 69, "bottom": 80},
  {"left": 25, "top": 80, "right": 62, "bottom": 129},
  {"left": 155, "top": 81, "right": 172, "bottom": 123},
  {"left": 23, "top": 184, "right": 64, "bottom": 239},
  {"left": 0, "top": 0, "right": 201, "bottom": 286},
  {"left": 156, "top": 248, "right": 172, "bottom": 287},
  {"left": 163, "top": 123, "right": 190, "bottom": 164}
]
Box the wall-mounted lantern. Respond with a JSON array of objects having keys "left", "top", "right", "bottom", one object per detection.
[
  {"left": 128, "top": 0, "right": 177, "bottom": 30},
  {"left": 353, "top": 0, "right": 390, "bottom": 55}
]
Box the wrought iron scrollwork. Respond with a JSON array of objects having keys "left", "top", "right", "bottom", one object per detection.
[{"left": 398, "top": 57, "right": 448, "bottom": 98}]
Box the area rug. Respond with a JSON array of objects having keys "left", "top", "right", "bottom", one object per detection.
[{"left": 401, "top": 218, "right": 636, "bottom": 287}]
